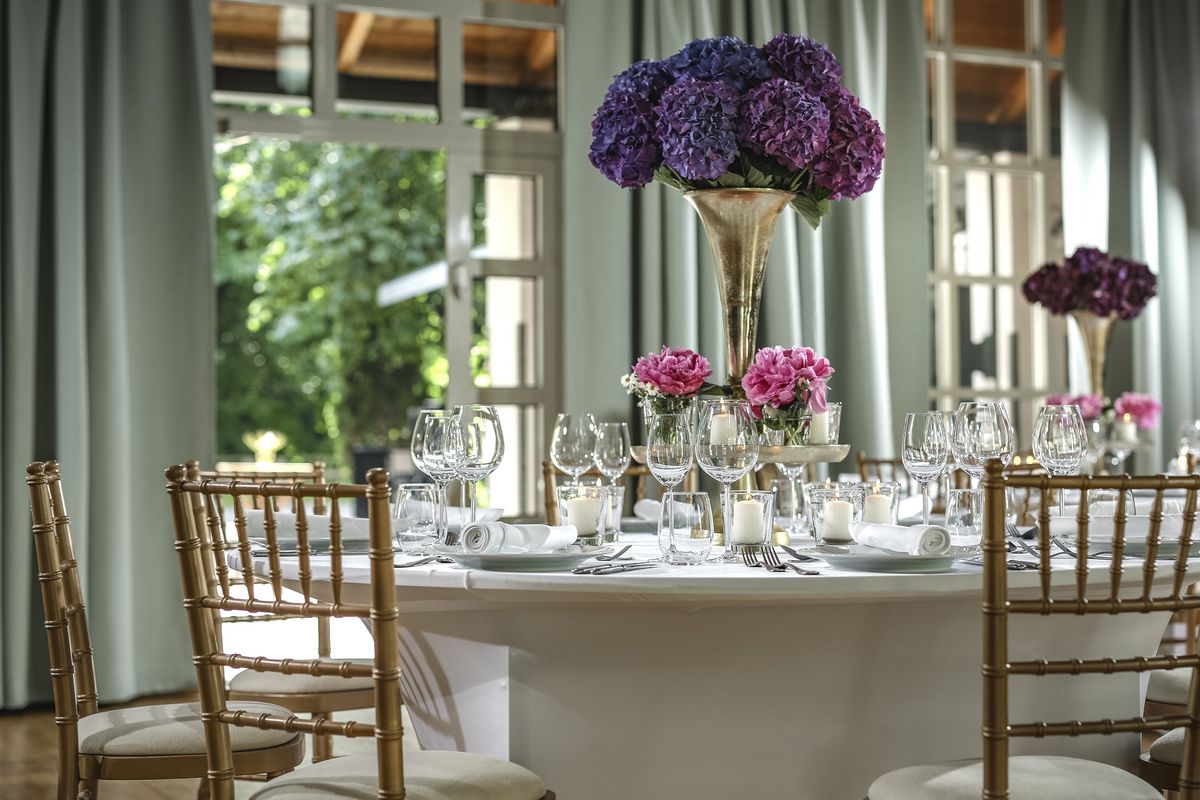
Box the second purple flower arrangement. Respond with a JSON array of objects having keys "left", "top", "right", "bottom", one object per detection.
[{"left": 588, "top": 34, "right": 885, "bottom": 228}]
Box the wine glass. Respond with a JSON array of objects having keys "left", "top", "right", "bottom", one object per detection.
[
  {"left": 952, "top": 402, "right": 1006, "bottom": 485},
  {"left": 412, "top": 411, "right": 459, "bottom": 545},
  {"left": 901, "top": 411, "right": 950, "bottom": 525},
  {"left": 1032, "top": 404, "right": 1087, "bottom": 520},
  {"left": 595, "top": 422, "right": 632, "bottom": 487},
  {"left": 550, "top": 413, "right": 598, "bottom": 484},
  {"left": 695, "top": 398, "right": 759, "bottom": 558},
  {"left": 450, "top": 405, "right": 504, "bottom": 524},
  {"left": 647, "top": 413, "right": 694, "bottom": 558}
]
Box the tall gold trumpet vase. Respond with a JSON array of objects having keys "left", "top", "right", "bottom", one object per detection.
[
  {"left": 684, "top": 188, "right": 797, "bottom": 389},
  {"left": 1069, "top": 310, "right": 1116, "bottom": 397}
]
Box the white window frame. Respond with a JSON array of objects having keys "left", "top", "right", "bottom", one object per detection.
[
  {"left": 213, "top": 0, "right": 564, "bottom": 515},
  {"left": 925, "top": 0, "right": 1065, "bottom": 437}
]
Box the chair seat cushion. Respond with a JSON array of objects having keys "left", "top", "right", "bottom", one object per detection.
[
  {"left": 249, "top": 752, "right": 547, "bottom": 799},
  {"left": 1147, "top": 668, "right": 1191, "bottom": 705},
  {"left": 868, "top": 755, "right": 1160, "bottom": 800},
  {"left": 229, "top": 662, "right": 375, "bottom": 694},
  {"left": 77, "top": 701, "right": 300, "bottom": 757},
  {"left": 1149, "top": 726, "right": 1187, "bottom": 765}
]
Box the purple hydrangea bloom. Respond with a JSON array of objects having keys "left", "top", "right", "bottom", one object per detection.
[
  {"left": 609, "top": 59, "right": 675, "bottom": 102},
  {"left": 737, "top": 78, "right": 830, "bottom": 171},
  {"left": 761, "top": 33, "right": 843, "bottom": 98},
  {"left": 667, "top": 36, "right": 773, "bottom": 92},
  {"left": 1021, "top": 247, "right": 1157, "bottom": 319},
  {"left": 810, "top": 88, "right": 885, "bottom": 200},
  {"left": 654, "top": 77, "right": 741, "bottom": 181},
  {"left": 588, "top": 86, "right": 661, "bottom": 188}
]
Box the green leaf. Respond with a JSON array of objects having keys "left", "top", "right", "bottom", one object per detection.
[
  {"left": 791, "top": 194, "right": 832, "bottom": 230},
  {"left": 652, "top": 166, "right": 691, "bottom": 192},
  {"left": 714, "top": 171, "right": 746, "bottom": 188}
]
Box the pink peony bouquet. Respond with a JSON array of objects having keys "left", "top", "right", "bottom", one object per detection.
[
  {"left": 1045, "top": 392, "right": 1105, "bottom": 421},
  {"left": 741, "top": 346, "right": 834, "bottom": 428},
  {"left": 1114, "top": 392, "right": 1162, "bottom": 430},
  {"left": 621, "top": 346, "right": 714, "bottom": 415}
]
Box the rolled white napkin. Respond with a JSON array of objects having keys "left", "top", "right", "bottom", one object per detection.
[
  {"left": 1048, "top": 514, "right": 1185, "bottom": 542},
  {"left": 851, "top": 522, "right": 951, "bottom": 556},
  {"left": 461, "top": 522, "right": 578, "bottom": 554},
  {"left": 633, "top": 498, "right": 692, "bottom": 521}
]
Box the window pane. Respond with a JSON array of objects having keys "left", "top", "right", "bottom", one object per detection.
[
  {"left": 951, "top": 170, "right": 1035, "bottom": 278},
  {"left": 1048, "top": 68, "right": 1062, "bottom": 157},
  {"left": 953, "top": 0, "right": 1025, "bottom": 51},
  {"left": 925, "top": 0, "right": 936, "bottom": 41},
  {"left": 463, "top": 23, "right": 557, "bottom": 130},
  {"left": 479, "top": 404, "right": 541, "bottom": 517},
  {"left": 472, "top": 173, "right": 540, "bottom": 260},
  {"left": 214, "top": 137, "right": 447, "bottom": 470},
  {"left": 954, "top": 61, "right": 1028, "bottom": 160},
  {"left": 957, "top": 283, "right": 1020, "bottom": 391},
  {"left": 1046, "top": 0, "right": 1064, "bottom": 56},
  {"left": 212, "top": 1, "right": 312, "bottom": 110},
  {"left": 1046, "top": 172, "right": 1064, "bottom": 263},
  {"left": 336, "top": 10, "right": 438, "bottom": 122},
  {"left": 926, "top": 58, "right": 937, "bottom": 156},
  {"left": 473, "top": 277, "right": 540, "bottom": 389}
]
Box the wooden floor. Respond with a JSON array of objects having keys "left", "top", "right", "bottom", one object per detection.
[{"left": 0, "top": 692, "right": 207, "bottom": 800}]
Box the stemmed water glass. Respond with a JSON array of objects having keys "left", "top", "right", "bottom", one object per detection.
[
  {"left": 595, "top": 422, "right": 632, "bottom": 488},
  {"left": 450, "top": 404, "right": 504, "bottom": 525},
  {"left": 901, "top": 411, "right": 950, "bottom": 525},
  {"left": 646, "top": 414, "right": 694, "bottom": 556},
  {"left": 411, "top": 410, "right": 458, "bottom": 545},
  {"left": 695, "top": 398, "right": 759, "bottom": 557},
  {"left": 951, "top": 401, "right": 1006, "bottom": 488},
  {"left": 1032, "top": 404, "right": 1087, "bottom": 519},
  {"left": 550, "top": 413, "right": 598, "bottom": 484}
]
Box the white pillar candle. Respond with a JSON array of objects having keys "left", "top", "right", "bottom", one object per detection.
[
  {"left": 565, "top": 496, "right": 603, "bottom": 535},
  {"left": 1114, "top": 414, "right": 1139, "bottom": 443},
  {"left": 863, "top": 490, "right": 892, "bottom": 525},
  {"left": 731, "top": 498, "right": 766, "bottom": 544},
  {"left": 710, "top": 412, "right": 738, "bottom": 445},
  {"left": 808, "top": 411, "right": 829, "bottom": 445},
  {"left": 822, "top": 497, "right": 854, "bottom": 542}
]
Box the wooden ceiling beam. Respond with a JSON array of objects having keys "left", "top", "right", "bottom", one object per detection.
[{"left": 338, "top": 12, "right": 376, "bottom": 71}]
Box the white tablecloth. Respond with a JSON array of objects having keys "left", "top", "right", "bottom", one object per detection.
[{"left": 230, "top": 534, "right": 1197, "bottom": 800}]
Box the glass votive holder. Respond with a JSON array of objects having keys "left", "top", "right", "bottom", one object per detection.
[
  {"left": 556, "top": 485, "right": 610, "bottom": 546},
  {"left": 945, "top": 488, "right": 982, "bottom": 548},
  {"left": 718, "top": 489, "right": 775, "bottom": 553},
  {"left": 657, "top": 491, "right": 714, "bottom": 565},
  {"left": 604, "top": 485, "right": 626, "bottom": 544},
  {"left": 770, "top": 478, "right": 811, "bottom": 540},
  {"left": 393, "top": 483, "right": 439, "bottom": 555},
  {"left": 805, "top": 482, "right": 864, "bottom": 544},
  {"left": 858, "top": 480, "right": 901, "bottom": 525},
  {"left": 804, "top": 403, "right": 842, "bottom": 445}
]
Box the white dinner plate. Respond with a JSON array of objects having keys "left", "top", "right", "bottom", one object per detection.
[
  {"left": 435, "top": 546, "right": 611, "bottom": 573},
  {"left": 1074, "top": 538, "right": 1181, "bottom": 559},
  {"left": 801, "top": 544, "right": 978, "bottom": 574}
]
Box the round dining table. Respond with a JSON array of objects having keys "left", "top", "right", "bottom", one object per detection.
[{"left": 234, "top": 533, "right": 1195, "bottom": 800}]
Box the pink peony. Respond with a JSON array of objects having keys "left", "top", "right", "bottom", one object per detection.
[
  {"left": 741, "top": 346, "right": 835, "bottom": 412},
  {"left": 1045, "top": 392, "right": 1104, "bottom": 421},
  {"left": 632, "top": 347, "right": 711, "bottom": 396},
  {"left": 1114, "top": 392, "right": 1162, "bottom": 430}
]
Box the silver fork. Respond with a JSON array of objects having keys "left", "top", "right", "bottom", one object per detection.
[
  {"left": 595, "top": 545, "right": 633, "bottom": 561},
  {"left": 741, "top": 549, "right": 760, "bottom": 567},
  {"left": 394, "top": 555, "right": 453, "bottom": 568},
  {"left": 761, "top": 546, "right": 784, "bottom": 569}
]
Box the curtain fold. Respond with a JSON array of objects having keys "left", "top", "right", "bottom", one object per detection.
[
  {"left": 0, "top": 0, "right": 214, "bottom": 708},
  {"left": 632, "top": 0, "right": 928, "bottom": 460},
  {"left": 1063, "top": 0, "right": 1200, "bottom": 470}
]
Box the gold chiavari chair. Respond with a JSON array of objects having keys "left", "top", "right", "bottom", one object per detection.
[
  {"left": 185, "top": 461, "right": 373, "bottom": 764},
  {"left": 542, "top": 459, "right": 698, "bottom": 524},
  {"left": 26, "top": 461, "right": 304, "bottom": 800},
  {"left": 165, "top": 465, "right": 554, "bottom": 799},
  {"left": 867, "top": 462, "right": 1200, "bottom": 799}
]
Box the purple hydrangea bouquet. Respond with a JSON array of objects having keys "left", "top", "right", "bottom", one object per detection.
[
  {"left": 1022, "top": 246, "right": 1157, "bottom": 397},
  {"left": 589, "top": 34, "right": 885, "bottom": 229}
]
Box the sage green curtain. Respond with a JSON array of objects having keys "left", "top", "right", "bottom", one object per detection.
[
  {"left": 0, "top": 0, "right": 215, "bottom": 708},
  {"left": 1062, "top": 0, "right": 1200, "bottom": 470},
  {"left": 563, "top": 0, "right": 929, "bottom": 461}
]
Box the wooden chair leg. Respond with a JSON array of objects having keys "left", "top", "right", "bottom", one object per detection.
[
  {"left": 77, "top": 775, "right": 99, "bottom": 800},
  {"left": 312, "top": 712, "right": 334, "bottom": 762}
]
